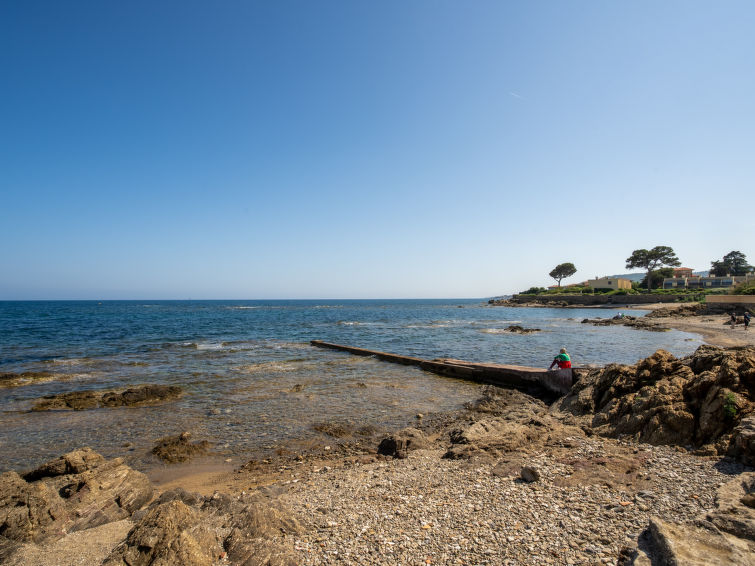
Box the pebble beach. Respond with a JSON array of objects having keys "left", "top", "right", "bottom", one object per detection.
[{"left": 285, "top": 440, "right": 743, "bottom": 565}]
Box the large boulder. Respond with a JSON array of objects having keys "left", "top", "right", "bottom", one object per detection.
[
  {"left": 443, "top": 388, "right": 564, "bottom": 460},
  {"left": 105, "top": 487, "right": 302, "bottom": 566},
  {"left": 377, "top": 428, "right": 429, "bottom": 459},
  {"left": 103, "top": 499, "right": 221, "bottom": 566},
  {"left": 0, "top": 448, "right": 152, "bottom": 562},
  {"left": 555, "top": 346, "right": 755, "bottom": 463}
]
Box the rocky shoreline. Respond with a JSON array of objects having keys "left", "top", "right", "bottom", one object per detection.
[{"left": 3, "top": 336, "right": 755, "bottom": 564}]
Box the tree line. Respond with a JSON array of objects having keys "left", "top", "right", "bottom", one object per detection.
[{"left": 548, "top": 249, "right": 753, "bottom": 291}]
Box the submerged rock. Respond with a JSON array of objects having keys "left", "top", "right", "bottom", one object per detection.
[
  {"left": 504, "top": 325, "right": 541, "bottom": 334},
  {"left": 102, "top": 385, "right": 183, "bottom": 407},
  {"left": 151, "top": 432, "right": 211, "bottom": 463},
  {"left": 31, "top": 385, "right": 183, "bottom": 411},
  {"left": 0, "top": 371, "right": 57, "bottom": 388}
]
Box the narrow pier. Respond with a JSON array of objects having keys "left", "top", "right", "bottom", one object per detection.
[{"left": 310, "top": 340, "right": 573, "bottom": 396}]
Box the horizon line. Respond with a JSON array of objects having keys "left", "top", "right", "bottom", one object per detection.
[{"left": 0, "top": 296, "right": 499, "bottom": 302}]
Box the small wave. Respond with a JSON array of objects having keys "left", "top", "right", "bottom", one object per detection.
[
  {"left": 270, "top": 342, "right": 310, "bottom": 350},
  {"left": 235, "top": 361, "right": 304, "bottom": 374},
  {"left": 226, "top": 306, "right": 261, "bottom": 310},
  {"left": 195, "top": 342, "right": 225, "bottom": 351},
  {"left": 479, "top": 328, "right": 508, "bottom": 334},
  {"left": 42, "top": 358, "right": 98, "bottom": 366},
  {"left": 1, "top": 371, "right": 98, "bottom": 388},
  {"left": 173, "top": 341, "right": 226, "bottom": 351}
]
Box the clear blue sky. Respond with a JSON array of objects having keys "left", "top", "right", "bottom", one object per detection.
[{"left": 1, "top": 1, "right": 753, "bottom": 299}]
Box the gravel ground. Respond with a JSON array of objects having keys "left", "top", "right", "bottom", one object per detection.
[{"left": 283, "top": 435, "right": 744, "bottom": 565}]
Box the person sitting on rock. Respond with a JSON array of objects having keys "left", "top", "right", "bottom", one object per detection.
[{"left": 549, "top": 347, "right": 572, "bottom": 370}]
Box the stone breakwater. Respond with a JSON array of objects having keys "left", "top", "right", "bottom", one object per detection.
[{"left": 3, "top": 346, "right": 755, "bottom": 565}]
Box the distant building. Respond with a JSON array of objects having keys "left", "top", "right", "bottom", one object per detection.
[
  {"left": 587, "top": 277, "right": 632, "bottom": 290},
  {"left": 672, "top": 267, "right": 694, "bottom": 278},
  {"left": 663, "top": 273, "right": 754, "bottom": 290}
]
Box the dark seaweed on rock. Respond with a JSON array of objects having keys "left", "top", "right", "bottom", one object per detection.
[
  {"left": 151, "top": 432, "right": 211, "bottom": 463},
  {"left": 0, "top": 371, "right": 57, "bottom": 387},
  {"left": 30, "top": 385, "right": 182, "bottom": 411}
]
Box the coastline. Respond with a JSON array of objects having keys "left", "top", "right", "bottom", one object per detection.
[
  {"left": 622, "top": 302, "right": 755, "bottom": 349},
  {"left": 5, "top": 306, "right": 755, "bottom": 565}
]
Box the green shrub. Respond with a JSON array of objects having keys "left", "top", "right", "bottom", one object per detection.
[
  {"left": 734, "top": 282, "right": 755, "bottom": 295},
  {"left": 703, "top": 288, "right": 730, "bottom": 295},
  {"left": 724, "top": 392, "right": 738, "bottom": 419},
  {"left": 520, "top": 287, "right": 546, "bottom": 295}
]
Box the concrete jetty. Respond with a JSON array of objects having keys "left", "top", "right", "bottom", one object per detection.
[{"left": 310, "top": 340, "right": 574, "bottom": 396}]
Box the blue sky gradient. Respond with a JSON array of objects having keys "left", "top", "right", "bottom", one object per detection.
[{"left": 2, "top": 1, "right": 753, "bottom": 299}]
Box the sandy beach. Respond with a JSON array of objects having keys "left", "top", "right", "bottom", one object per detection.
[
  {"left": 4, "top": 305, "right": 755, "bottom": 565},
  {"left": 630, "top": 303, "right": 755, "bottom": 348}
]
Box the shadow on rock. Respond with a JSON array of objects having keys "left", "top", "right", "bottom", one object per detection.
[
  {"left": 0, "top": 448, "right": 153, "bottom": 563},
  {"left": 104, "top": 487, "right": 302, "bottom": 566},
  {"left": 554, "top": 346, "right": 755, "bottom": 464}
]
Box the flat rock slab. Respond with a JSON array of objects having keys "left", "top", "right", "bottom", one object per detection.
[{"left": 645, "top": 517, "right": 754, "bottom": 565}]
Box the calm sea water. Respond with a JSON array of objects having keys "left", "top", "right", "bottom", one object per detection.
[{"left": 0, "top": 300, "right": 703, "bottom": 472}]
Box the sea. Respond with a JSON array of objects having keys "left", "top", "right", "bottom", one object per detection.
[{"left": 0, "top": 299, "right": 705, "bottom": 473}]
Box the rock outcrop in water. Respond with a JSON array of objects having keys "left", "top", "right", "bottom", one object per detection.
[
  {"left": 151, "top": 432, "right": 212, "bottom": 463},
  {"left": 30, "top": 385, "right": 183, "bottom": 411},
  {"left": 503, "top": 325, "right": 541, "bottom": 334},
  {"left": 555, "top": 345, "right": 755, "bottom": 462},
  {"left": 0, "top": 448, "right": 153, "bottom": 562},
  {"left": 580, "top": 315, "right": 670, "bottom": 332},
  {"left": 0, "top": 371, "right": 57, "bottom": 388}
]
